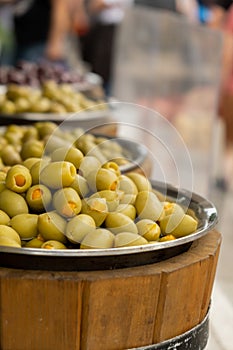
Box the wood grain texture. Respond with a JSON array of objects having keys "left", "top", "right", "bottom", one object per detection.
[{"left": 0, "top": 230, "right": 221, "bottom": 350}]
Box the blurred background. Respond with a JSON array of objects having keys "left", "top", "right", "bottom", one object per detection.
[{"left": 0, "top": 1, "right": 233, "bottom": 349}]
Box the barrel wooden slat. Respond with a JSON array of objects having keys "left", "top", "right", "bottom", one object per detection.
[
  {"left": 0, "top": 230, "right": 221, "bottom": 350},
  {"left": 153, "top": 257, "right": 210, "bottom": 343},
  {"left": 0, "top": 272, "right": 82, "bottom": 350},
  {"left": 81, "top": 274, "right": 161, "bottom": 350}
]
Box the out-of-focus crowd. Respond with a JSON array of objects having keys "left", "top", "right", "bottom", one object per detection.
[{"left": 0, "top": 1, "right": 233, "bottom": 145}]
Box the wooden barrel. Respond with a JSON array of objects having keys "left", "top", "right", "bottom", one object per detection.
[{"left": 0, "top": 230, "right": 221, "bottom": 350}]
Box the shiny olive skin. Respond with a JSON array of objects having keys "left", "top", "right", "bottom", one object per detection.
[
  {"left": 95, "top": 168, "right": 119, "bottom": 192},
  {"left": 26, "top": 184, "right": 52, "bottom": 212},
  {"left": 70, "top": 174, "right": 90, "bottom": 198},
  {"left": 0, "top": 209, "right": 10, "bottom": 225},
  {"left": 114, "top": 232, "right": 148, "bottom": 248},
  {"left": 105, "top": 212, "right": 138, "bottom": 235},
  {"left": 116, "top": 204, "right": 136, "bottom": 220},
  {"left": 20, "top": 139, "right": 44, "bottom": 160},
  {"left": 5, "top": 164, "right": 32, "bottom": 193},
  {"left": 163, "top": 202, "right": 185, "bottom": 217},
  {"left": 24, "top": 237, "right": 44, "bottom": 248},
  {"left": 81, "top": 197, "right": 108, "bottom": 226},
  {"left": 78, "top": 156, "right": 101, "bottom": 179},
  {"left": 0, "top": 235, "right": 21, "bottom": 248},
  {"left": 53, "top": 187, "right": 82, "bottom": 218},
  {"left": 41, "top": 240, "right": 67, "bottom": 250},
  {"left": 40, "top": 161, "right": 76, "bottom": 189},
  {"left": 80, "top": 228, "right": 114, "bottom": 249},
  {"left": 22, "top": 127, "right": 39, "bottom": 142},
  {"left": 10, "top": 213, "right": 38, "bottom": 240},
  {"left": 35, "top": 121, "right": 57, "bottom": 139},
  {"left": 135, "top": 191, "right": 163, "bottom": 221},
  {"left": 126, "top": 173, "right": 152, "bottom": 192},
  {"left": 30, "top": 159, "right": 50, "bottom": 185},
  {"left": 0, "top": 189, "right": 28, "bottom": 217},
  {"left": 51, "top": 146, "right": 84, "bottom": 169},
  {"left": 159, "top": 214, "right": 198, "bottom": 238},
  {"left": 136, "top": 219, "right": 161, "bottom": 241},
  {"left": 0, "top": 224, "right": 21, "bottom": 245},
  {"left": 23, "top": 157, "right": 42, "bottom": 170},
  {"left": 37, "top": 211, "right": 67, "bottom": 243},
  {"left": 1, "top": 144, "right": 22, "bottom": 166},
  {"left": 118, "top": 175, "right": 138, "bottom": 195},
  {"left": 90, "top": 190, "right": 120, "bottom": 212},
  {"left": 102, "top": 161, "right": 120, "bottom": 177},
  {"left": 66, "top": 214, "right": 96, "bottom": 244},
  {"left": 0, "top": 171, "right": 6, "bottom": 193}
]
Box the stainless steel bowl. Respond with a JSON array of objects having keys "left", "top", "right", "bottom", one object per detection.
[{"left": 0, "top": 180, "right": 218, "bottom": 271}]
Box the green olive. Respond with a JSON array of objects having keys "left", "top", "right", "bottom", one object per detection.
[
  {"left": 30, "top": 159, "right": 50, "bottom": 185},
  {"left": 66, "top": 214, "right": 96, "bottom": 244},
  {"left": 0, "top": 188, "right": 28, "bottom": 217},
  {"left": 26, "top": 184, "right": 52, "bottom": 212},
  {"left": 80, "top": 228, "right": 114, "bottom": 249},
  {"left": 0, "top": 235, "right": 21, "bottom": 248},
  {"left": 51, "top": 146, "right": 84, "bottom": 169},
  {"left": 30, "top": 97, "right": 51, "bottom": 113},
  {"left": 20, "top": 139, "right": 44, "bottom": 160},
  {"left": 126, "top": 173, "right": 152, "bottom": 192},
  {"left": 118, "top": 175, "right": 138, "bottom": 195},
  {"left": 43, "top": 134, "right": 71, "bottom": 154},
  {"left": 1, "top": 145, "right": 22, "bottom": 166},
  {"left": 79, "top": 154, "right": 101, "bottom": 174},
  {"left": 114, "top": 232, "right": 148, "bottom": 248},
  {"left": 35, "top": 121, "right": 57, "bottom": 139},
  {"left": 37, "top": 211, "right": 67, "bottom": 243},
  {"left": 53, "top": 187, "right": 82, "bottom": 218},
  {"left": 40, "top": 161, "right": 76, "bottom": 189},
  {"left": 135, "top": 191, "right": 163, "bottom": 221},
  {"left": 41, "top": 240, "right": 67, "bottom": 250},
  {"left": 22, "top": 127, "right": 39, "bottom": 142},
  {"left": 78, "top": 156, "right": 102, "bottom": 190},
  {"left": 10, "top": 213, "right": 38, "bottom": 240},
  {"left": 90, "top": 190, "right": 120, "bottom": 212},
  {"left": 25, "top": 237, "right": 44, "bottom": 248},
  {"left": 163, "top": 202, "right": 185, "bottom": 217},
  {"left": 115, "top": 204, "right": 136, "bottom": 220},
  {"left": 15, "top": 97, "right": 30, "bottom": 113},
  {"left": 119, "top": 193, "right": 137, "bottom": 205},
  {"left": 0, "top": 209, "right": 10, "bottom": 225},
  {"left": 159, "top": 214, "right": 198, "bottom": 238},
  {"left": 70, "top": 174, "right": 90, "bottom": 198},
  {"left": 102, "top": 161, "right": 121, "bottom": 177},
  {"left": 136, "top": 219, "right": 161, "bottom": 241},
  {"left": 0, "top": 224, "right": 21, "bottom": 245},
  {"left": 105, "top": 212, "right": 138, "bottom": 235},
  {"left": 95, "top": 168, "right": 119, "bottom": 192},
  {"left": 81, "top": 197, "right": 108, "bottom": 226},
  {"left": 4, "top": 130, "right": 22, "bottom": 146},
  {"left": 5, "top": 165, "right": 32, "bottom": 193},
  {"left": 23, "top": 157, "right": 42, "bottom": 170},
  {"left": 0, "top": 171, "right": 6, "bottom": 193},
  {"left": 0, "top": 100, "right": 16, "bottom": 114}
]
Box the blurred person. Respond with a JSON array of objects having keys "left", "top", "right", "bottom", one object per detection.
[
  {"left": 12, "top": 0, "right": 70, "bottom": 65},
  {"left": 218, "top": 3, "right": 233, "bottom": 147},
  {"left": 78, "top": 0, "right": 133, "bottom": 95}
]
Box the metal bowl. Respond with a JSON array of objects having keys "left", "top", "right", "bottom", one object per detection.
[{"left": 0, "top": 180, "right": 218, "bottom": 271}]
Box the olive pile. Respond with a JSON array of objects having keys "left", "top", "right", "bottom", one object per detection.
[
  {"left": 0, "top": 81, "right": 106, "bottom": 114},
  {"left": 0, "top": 123, "right": 198, "bottom": 250},
  {"left": 0, "top": 122, "right": 130, "bottom": 167}
]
